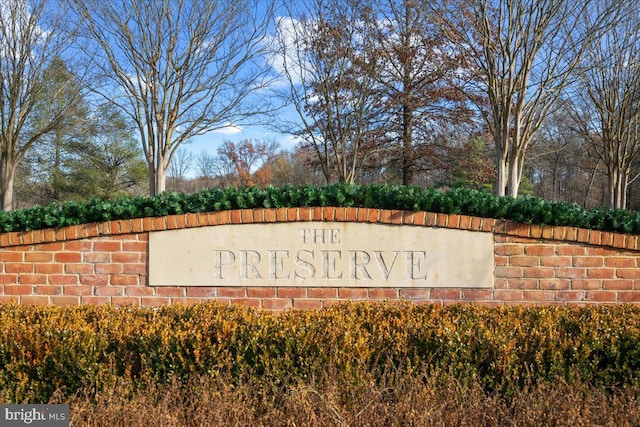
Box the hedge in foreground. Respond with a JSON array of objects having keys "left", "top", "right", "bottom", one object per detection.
[
  {"left": 1, "top": 302, "right": 640, "bottom": 403},
  {"left": 2, "top": 183, "right": 640, "bottom": 234}
]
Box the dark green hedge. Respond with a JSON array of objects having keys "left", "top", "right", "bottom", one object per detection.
[{"left": 2, "top": 184, "right": 640, "bottom": 234}]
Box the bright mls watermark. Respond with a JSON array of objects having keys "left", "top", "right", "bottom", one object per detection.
[{"left": 0, "top": 405, "right": 69, "bottom": 427}]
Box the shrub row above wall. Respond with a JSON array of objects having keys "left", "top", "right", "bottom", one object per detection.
[{"left": 3, "top": 184, "right": 640, "bottom": 234}]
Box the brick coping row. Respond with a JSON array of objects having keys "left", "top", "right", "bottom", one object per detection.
[{"left": 0, "top": 207, "right": 637, "bottom": 250}]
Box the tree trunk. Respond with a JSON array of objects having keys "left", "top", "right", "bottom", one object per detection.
[{"left": 1, "top": 162, "right": 16, "bottom": 211}]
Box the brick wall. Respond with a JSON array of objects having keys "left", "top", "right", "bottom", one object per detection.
[{"left": 0, "top": 207, "right": 639, "bottom": 309}]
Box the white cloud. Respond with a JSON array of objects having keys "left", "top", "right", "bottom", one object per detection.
[{"left": 211, "top": 122, "right": 243, "bottom": 135}]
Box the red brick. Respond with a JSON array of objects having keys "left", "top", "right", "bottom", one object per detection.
[
  {"left": 187, "top": 287, "right": 217, "bottom": 297},
  {"left": 21, "top": 296, "right": 49, "bottom": 305},
  {"left": 54, "top": 252, "right": 82, "bottom": 263},
  {"left": 64, "top": 286, "right": 93, "bottom": 296},
  {"left": 616, "top": 269, "right": 640, "bottom": 279},
  {"left": 112, "top": 253, "right": 141, "bottom": 263},
  {"left": 0, "top": 296, "right": 17, "bottom": 304},
  {"left": 431, "top": 289, "right": 462, "bottom": 300},
  {"left": 494, "top": 256, "right": 508, "bottom": 267},
  {"left": 0, "top": 274, "right": 18, "bottom": 285},
  {"left": 523, "top": 290, "right": 555, "bottom": 301},
  {"left": 155, "top": 287, "right": 186, "bottom": 297},
  {"left": 141, "top": 297, "right": 171, "bottom": 307},
  {"left": 524, "top": 244, "right": 556, "bottom": 257},
  {"left": 248, "top": 288, "right": 276, "bottom": 298},
  {"left": 506, "top": 279, "right": 539, "bottom": 289},
  {"left": 369, "top": 288, "right": 399, "bottom": 299},
  {"left": 19, "top": 274, "right": 48, "bottom": 285},
  {"left": 458, "top": 214, "right": 472, "bottom": 230},
  {"left": 399, "top": 288, "right": 431, "bottom": 299},
  {"left": 111, "top": 275, "right": 139, "bottom": 286},
  {"left": 65, "top": 241, "right": 92, "bottom": 251},
  {"left": 588, "top": 247, "right": 618, "bottom": 256},
  {"left": 293, "top": 299, "right": 323, "bottom": 310},
  {"left": 338, "top": 288, "right": 368, "bottom": 299},
  {"left": 4, "top": 285, "right": 33, "bottom": 295},
  {"left": 493, "top": 290, "right": 524, "bottom": 301},
  {"left": 95, "top": 264, "right": 123, "bottom": 274},
  {"left": 379, "top": 209, "right": 392, "bottom": 224},
  {"left": 34, "top": 285, "right": 62, "bottom": 295},
  {"left": 524, "top": 267, "right": 555, "bottom": 279},
  {"left": 555, "top": 291, "right": 586, "bottom": 301},
  {"left": 38, "top": 242, "right": 64, "bottom": 251},
  {"left": 35, "top": 263, "right": 63, "bottom": 274},
  {"left": 94, "top": 286, "right": 123, "bottom": 296},
  {"left": 65, "top": 264, "right": 94, "bottom": 274},
  {"left": 495, "top": 243, "right": 524, "bottom": 255},
  {"left": 217, "top": 288, "right": 246, "bottom": 298},
  {"left": 0, "top": 252, "right": 22, "bottom": 262},
  {"left": 571, "top": 280, "right": 603, "bottom": 290},
  {"left": 618, "top": 292, "right": 640, "bottom": 303},
  {"left": 573, "top": 257, "right": 603, "bottom": 267},
  {"left": 122, "top": 264, "right": 146, "bottom": 275},
  {"left": 495, "top": 267, "right": 524, "bottom": 278},
  {"left": 25, "top": 252, "right": 53, "bottom": 262},
  {"left": 277, "top": 288, "right": 307, "bottom": 298},
  {"left": 605, "top": 257, "right": 636, "bottom": 268},
  {"left": 122, "top": 241, "right": 147, "bottom": 252},
  {"left": 586, "top": 291, "right": 617, "bottom": 302},
  {"left": 112, "top": 297, "right": 140, "bottom": 306},
  {"left": 81, "top": 296, "right": 111, "bottom": 305},
  {"left": 84, "top": 253, "right": 111, "bottom": 263},
  {"left": 539, "top": 279, "right": 570, "bottom": 290},
  {"left": 49, "top": 275, "right": 79, "bottom": 285},
  {"left": 92, "top": 241, "right": 121, "bottom": 252},
  {"left": 462, "top": 289, "right": 493, "bottom": 300},
  {"left": 424, "top": 212, "right": 437, "bottom": 226},
  {"left": 603, "top": 280, "right": 633, "bottom": 290},
  {"left": 555, "top": 268, "right": 586, "bottom": 279},
  {"left": 540, "top": 256, "right": 571, "bottom": 267},
  {"left": 80, "top": 275, "right": 108, "bottom": 286},
  {"left": 6, "top": 263, "right": 34, "bottom": 274},
  {"left": 261, "top": 299, "right": 293, "bottom": 310},
  {"left": 308, "top": 288, "right": 338, "bottom": 298},
  {"left": 556, "top": 246, "right": 586, "bottom": 256},
  {"left": 586, "top": 268, "right": 615, "bottom": 279},
  {"left": 511, "top": 256, "right": 540, "bottom": 267},
  {"left": 124, "top": 286, "right": 154, "bottom": 296}
]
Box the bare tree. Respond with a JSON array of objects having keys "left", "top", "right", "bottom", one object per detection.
[
  {"left": 568, "top": 7, "right": 640, "bottom": 209},
  {"left": 195, "top": 151, "right": 217, "bottom": 180},
  {"left": 437, "top": 0, "right": 621, "bottom": 197},
  {"left": 273, "top": 0, "right": 385, "bottom": 184},
  {"left": 371, "top": 0, "right": 472, "bottom": 185},
  {"left": 69, "top": 0, "right": 276, "bottom": 196},
  {"left": 0, "top": 0, "right": 80, "bottom": 210},
  {"left": 216, "top": 139, "right": 279, "bottom": 186}
]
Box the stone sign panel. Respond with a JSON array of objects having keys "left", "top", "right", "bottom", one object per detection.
[{"left": 149, "top": 222, "right": 494, "bottom": 288}]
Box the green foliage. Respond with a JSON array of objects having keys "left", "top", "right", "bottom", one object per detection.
[
  {"left": 3, "top": 183, "right": 640, "bottom": 234},
  {"left": 1, "top": 303, "right": 640, "bottom": 403}
]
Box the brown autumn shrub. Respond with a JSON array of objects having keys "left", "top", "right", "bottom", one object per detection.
[{"left": 1, "top": 302, "right": 640, "bottom": 405}]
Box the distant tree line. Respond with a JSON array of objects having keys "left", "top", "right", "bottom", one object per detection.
[{"left": 2, "top": 0, "right": 640, "bottom": 211}]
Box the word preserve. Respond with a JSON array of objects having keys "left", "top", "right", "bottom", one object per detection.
[{"left": 149, "top": 222, "right": 493, "bottom": 288}]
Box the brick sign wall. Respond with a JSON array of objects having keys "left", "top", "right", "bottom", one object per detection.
[{"left": 0, "top": 207, "right": 639, "bottom": 309}]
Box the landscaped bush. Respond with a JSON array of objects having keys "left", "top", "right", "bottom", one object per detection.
[
  {"left": 3, "top": 183, "right": 640, "bottom": 234},
  {"left": 2, "top": 302, "right": 640, "bottom": 403}
]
